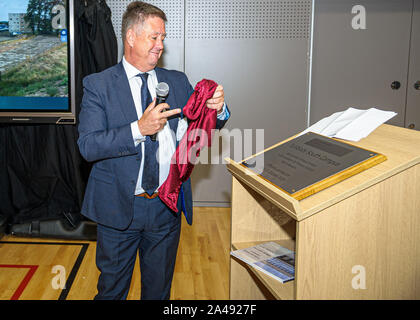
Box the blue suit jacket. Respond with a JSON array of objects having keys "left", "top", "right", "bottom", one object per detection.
[{"left": 78, "top": 62, "right": 228, "bottom": 230}]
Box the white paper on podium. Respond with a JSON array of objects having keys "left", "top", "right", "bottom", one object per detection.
[{"left": 300, "top": 107, "right": 397, "bottom": 141}]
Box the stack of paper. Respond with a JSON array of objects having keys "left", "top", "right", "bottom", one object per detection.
[
  {"left": 231, "top": 242, "right": 295, "bottom": 283},
  {"left": 300, "top": 107, "right": 397, "bottom": 142}
]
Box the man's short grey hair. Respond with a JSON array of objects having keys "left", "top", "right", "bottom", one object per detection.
[{"left": 121, "top": 1, "right": 167, "bottom": 44}]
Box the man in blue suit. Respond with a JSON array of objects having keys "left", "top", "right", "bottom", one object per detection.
[{"left": 77, "top": 1, "right": 229, "bottom": 300}]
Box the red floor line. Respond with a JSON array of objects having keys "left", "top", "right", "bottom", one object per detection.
[{"left": 0, "top": 265, "right": 39, "bottom": 300}]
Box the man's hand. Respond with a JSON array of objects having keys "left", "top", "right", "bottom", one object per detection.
[
  {"left": 206, "top": 85, "right": 225, "bottom": 114},
  {"left": 137, "top": 98, "right": 181, "bottom": 136}
]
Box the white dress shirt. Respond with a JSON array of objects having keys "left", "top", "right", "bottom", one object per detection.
[{"left": 122, "top": 56, "right": 228, "bottom": 195}]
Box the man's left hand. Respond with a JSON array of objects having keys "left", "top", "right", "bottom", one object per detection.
[{"left": 206, "top": 85, "right": 225, "bottom": 114}]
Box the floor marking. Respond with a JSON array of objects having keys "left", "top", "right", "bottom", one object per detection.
[
  {"left": 0, "top": 241, "right": 90, "bottom": 300},
  {"left": 0, "top": 264, "right": 39, "bottom": 300}
]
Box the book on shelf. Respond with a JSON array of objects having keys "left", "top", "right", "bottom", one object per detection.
[{"left": 230, "top": 242, "right": 295, "bottom": 283}]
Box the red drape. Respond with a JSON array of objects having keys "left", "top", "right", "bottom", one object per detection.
[{"left": 158, "top": 79, "right": 218, "bottom": 212}]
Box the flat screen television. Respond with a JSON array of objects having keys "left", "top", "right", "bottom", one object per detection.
[{"left": 0, "top": 0, "right": 75, "bottom": 124}]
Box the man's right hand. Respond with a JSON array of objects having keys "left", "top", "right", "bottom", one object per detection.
[{"left": 137, "top": 98, "right": 181, "bottom": 136}]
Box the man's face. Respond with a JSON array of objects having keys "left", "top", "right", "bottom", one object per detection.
[{"left": 130, "top": 16, "right": 166, "bottom": 71}]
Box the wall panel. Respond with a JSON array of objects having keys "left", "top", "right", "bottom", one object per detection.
[{"left": 185, "top": 0, "right": 312, "bottom": 205}]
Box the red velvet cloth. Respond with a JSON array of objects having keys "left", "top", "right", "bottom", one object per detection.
[{"left": 158, "top": 79, "right": 218, "bottom": 212}]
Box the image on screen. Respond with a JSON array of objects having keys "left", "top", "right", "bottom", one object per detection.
[{"left": 0, "top": 0, "right": 69, "bottom": 112}]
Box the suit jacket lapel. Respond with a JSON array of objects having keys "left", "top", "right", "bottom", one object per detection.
[{"left": 112, "top": 62, "right": 138, "bottom": 123}]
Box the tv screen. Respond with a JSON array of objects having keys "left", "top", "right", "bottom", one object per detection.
[{"left": 0, "top": 0, "right": 75, "bottom": 124}]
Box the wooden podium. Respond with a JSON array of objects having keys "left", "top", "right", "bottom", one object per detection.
[{"left": 226, "top": 124, "right": 420, "bottom": 299}]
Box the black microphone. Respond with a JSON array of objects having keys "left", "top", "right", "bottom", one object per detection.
[{"left": 151, "top": 82, "right": 169, "bottom": 141}]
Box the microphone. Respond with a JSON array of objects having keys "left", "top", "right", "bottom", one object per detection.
[{"left": 151, "top": 82, "right": 169, "bottom": 141}]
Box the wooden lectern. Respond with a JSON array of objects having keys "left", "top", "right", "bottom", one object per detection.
[{"left": 226, "top": 124, "right": 420, "bottom": 299}]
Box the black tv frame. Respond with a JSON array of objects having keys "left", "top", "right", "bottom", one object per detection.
[{"left": 0, "top": 0, "right": 76, "bottom": 125}]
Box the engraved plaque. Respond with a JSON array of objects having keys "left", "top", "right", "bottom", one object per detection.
[{"left": 242, "top": 132, "right": 386, "bottom": 199}]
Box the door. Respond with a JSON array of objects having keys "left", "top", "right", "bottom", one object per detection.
[
  {"left": 405, "top": 0, "right": 420, "bottom": 130},
  {"left": 310, "top": 0, "right": 413, "bottom": 126}
]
